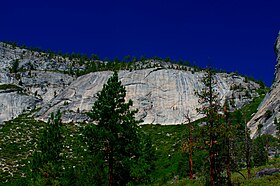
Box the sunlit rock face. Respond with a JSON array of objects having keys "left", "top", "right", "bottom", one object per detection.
[
  {"left": 37, "top": 69, "right": 259, "bottom": 124},
  {"left": 0, "top": 42, "right": 76, "bottom": 123},
  {"left": 248, "top": 34, "right": 280, "bottom": 138},
  {"left": 0, "top": 42, "right": 260, "bottom": 124}
]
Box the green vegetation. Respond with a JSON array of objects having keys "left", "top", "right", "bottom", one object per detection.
[
  {"left": 9, "top": 59, "right": 20, "bottom": 74},
  {"left": 83, "top": 71, "right": 153, "bottom": 185},
  {"left": 0, "top": 84, "right": 22, "bottom": 90},
  {"left": 0, "top": 83, "right": 278, "bottom": 185},
  {"left": 30, "top": 111, "right": 64, "bottom": 185},
  {"left": 231, "top": 158, "right": 280, "bottom": 186},
  {"left": 0, "top": 111, "right": 46, "bottom": 184},
  {"left": 0, "top": 41, "right": 276, "bottom": 185}
]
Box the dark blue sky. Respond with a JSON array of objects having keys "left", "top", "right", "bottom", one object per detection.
[{"left": 1, "top": 0, "right": 280, "bottom": 86}]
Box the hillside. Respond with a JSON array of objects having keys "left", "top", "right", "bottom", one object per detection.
[
  {"left": 1, "top": 94, "right": 279, "bottom": 185},
  {"left": 0, "top": 42, "right": 261, "bottom": 125}
]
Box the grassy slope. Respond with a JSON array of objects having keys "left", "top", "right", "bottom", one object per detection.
[
  {"left": 0, "top": 112, "right": 85, "bottom": 185},
  {"left": 231, "top": 158, "right": 280, "bottom": 186},
  {"left": 0, "top": 112, "right": 45, "bottom": 184},
  {"left": 1, "top": 90, "right": 279, "bottom": 185}
]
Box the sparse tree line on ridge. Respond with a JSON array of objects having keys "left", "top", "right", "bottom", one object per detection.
[{"left": 2, "top": 41, "right": 265, "bottom": 87}]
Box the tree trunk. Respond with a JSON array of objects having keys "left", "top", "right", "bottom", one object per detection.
[{"left": 247, "top": 157, "right": 251, "bottom": 179}]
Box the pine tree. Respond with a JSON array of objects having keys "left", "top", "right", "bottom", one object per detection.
[
  {"left": 244, "top": 119, "right": 252, "bottom": 179},
  {"left": 252, "top": 124, "right": 267, "bottom": 167},
  {"left": 275, "top": 117, "right": 280, "bottom": 139},
  {"left": 83, "top": 71, "right": 149, "bottom": 185},
  {"left": 196, "top": 68, "right": 222, "bottom": 186},
  {"left": 10, "top": 59, "right": 19, "bottom": 73},
  {"left": 183, "top": 111, "right": 194, "bottom": 180},
  {"left": 222, "top": 99, "right": 232, "bottom": 186},
  {"left": 31, "top": 111, "right": 64, "bottom": 184}
]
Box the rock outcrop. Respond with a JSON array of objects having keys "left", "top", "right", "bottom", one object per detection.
[
  {"left": 255, "top": 168, "right": 280, "bottom": 178},
  {"left": 0, "top": 42, "right": 77, "bottom": 123},
  {"left": 0, "top": 91, "right": 39, "bottom": 122},
  {"left": 37, "top": 69, "right": 260, "bottom": 124},
  {"left": 0, "top": 42, "right": 260, "bottom": 125},
  {"left": 248, "top": 33, "right": 280, "bottom": 138}
]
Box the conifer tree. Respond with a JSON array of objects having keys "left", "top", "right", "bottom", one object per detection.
[
  {"left": 31, "top": 111, "right": 64, "bottom": 184},
  {"left": 196, "top": 68, "right": 222, "bottom": 186},
  {"left": 83, "top": 71, "right": 149, "bottom": 185},
  {"left": 275, "top": 117, "right": 280, "bottom": 139},
  {"left": 183, "top": 111, "right": 194, "bottom": 180},
  {"left": 252, "top": 124, "right": 267, "bottom": 166},
  {"left": 244, "top": 121, "right": 252, "bottom": 179},
  {"left": 222, "top": 99, "right": 232, "bottom": 186}
]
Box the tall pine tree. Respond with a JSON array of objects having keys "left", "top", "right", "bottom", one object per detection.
[
  {"left": 196, "top": 68, "right": 223, "bottom": 186},
  {"left": 83, "top": 71, "right": 150, "bottom": 185}
]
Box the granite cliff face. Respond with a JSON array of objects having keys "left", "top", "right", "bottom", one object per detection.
[
  {"left": 0, "top": 42, "right": 260, "bottom": 125},
  {"left": 0, "top": 42, "right": 76, "bottom": 123},
  {"left": 248, "top": 34, "right": 280, "bottom": 138},
  {"left": 36, "top": 69, "right": 259, "bottom": 124}
]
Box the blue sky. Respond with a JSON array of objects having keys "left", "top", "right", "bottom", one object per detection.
[{"left": 1, "top": 0, "right": 280, "bottom": 86}]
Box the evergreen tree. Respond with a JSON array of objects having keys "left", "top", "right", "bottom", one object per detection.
[
  {"left": 252, "top": 124, "right": 267, "bottom": 167},
  {"left": 182, "top": 111, "right": 194, "bottom": 180},
  {"left": 122, "top": 55, "right": 131, "bottom": 63},
  {"left": 222, "top": 99, "right": 232, "bottom": 186},
  {"left": 196, "top": 68, "right": 223, "bottom": 186},
  {"left": 10, "top": 59, "right": 19, "bottom": 73},
  {"left": 82, "top": 71, "right": 150, "bottom": 185},
  {"left": 244, "top": 122, "right": 252, "bottom": 179},
  {"left": 91, "top": 54, "right": 100, "bottom": 60},
  {"left": 30, "top": 111, "right": 64, "bottom": 185},
  {"left": 275, "top": 117, "right": 280, "bottom": 139}
]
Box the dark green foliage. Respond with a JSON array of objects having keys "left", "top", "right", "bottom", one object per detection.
[
  {"left": 252, "top": 135, "right": 268, "bottom": 167},
  {"left": 0, "top": 84, "right": 22, "bottom": 91},
  {"left": 177, "top": 122, "right": 207, "bottom": 180},
  {"left": 196, "top": 68, "right": 225, "bottom": 185},
  {"left": 82, "top": 71, "right": 152, "bottom": 185},
  {"left": 275, "top": 117, "right": 280, "bottom": 138},
  {"left": 165, "top": 57, "right": 171, "bottom": 62},
  {"left": 264, "top": 110, "right": 273, "bottom": 120},
  {"left": 259, "top": 79, "right": 266, "bottom": 89},
  {"left": 1, "top": 103, "right": 280, "bottom": 185},
  {"left": 91, "top": 54, "right": 100, "bottom": 60},
  {"left": 10, "top": 59, "right": 19, "bottom": 73},
  {"left": 30, "top": 111, "right": 64, "bottom": 184},
  {"left": 275, "top": 117, "right": 278, "bottom": 125}
]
